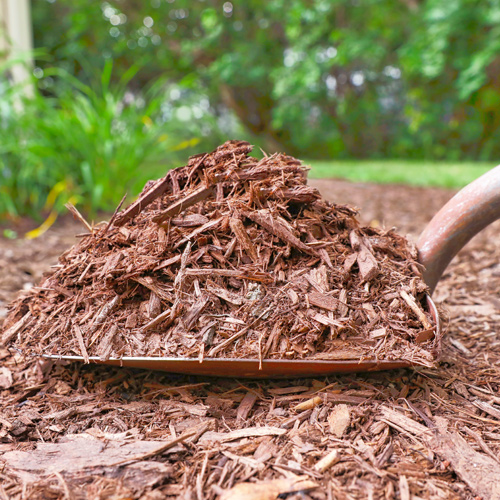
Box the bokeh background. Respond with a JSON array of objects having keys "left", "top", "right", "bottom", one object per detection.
[{"left": 2, "top": 0, "right": 500, "bottom": 222}]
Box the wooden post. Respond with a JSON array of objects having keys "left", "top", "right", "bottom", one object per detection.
[{"left": 0, "top": 0, "right": 33, "bottom": 91}]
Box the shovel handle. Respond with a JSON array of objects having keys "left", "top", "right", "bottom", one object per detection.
[{"left": 417, "top": 164, "right": 500, "bottom": 294}]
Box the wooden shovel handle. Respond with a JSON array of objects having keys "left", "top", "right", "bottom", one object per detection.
[{"left": 417, "top": 164, "right": 500, "bottom": 293}]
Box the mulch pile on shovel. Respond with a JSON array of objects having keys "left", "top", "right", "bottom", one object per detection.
[{"left": 2, "top": 140, "right": 440, "bottom": 366}]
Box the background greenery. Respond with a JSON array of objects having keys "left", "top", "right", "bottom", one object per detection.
[
  {"left": 31, "top": 0, "right": 500, "bottom": 160},
  {"left": 2, "top": 0, "right": 500, "bottom": 222},
  {"left": 0, "top": 62, "right": 202, "bottom": 220}
]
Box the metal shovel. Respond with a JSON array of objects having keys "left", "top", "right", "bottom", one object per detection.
[{"left": 45, "top": 165, "right": 500, "bottom": 377}]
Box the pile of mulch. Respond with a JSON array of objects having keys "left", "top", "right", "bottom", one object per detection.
[
  {"left": 1, "top": 178, "right": 500, "bottom": 499},
  {"left": 2, "top": 141, "right": 438, "bottom": 366}
]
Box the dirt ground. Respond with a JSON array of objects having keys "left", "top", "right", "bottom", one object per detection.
[{"left": 1, "top": 179, "right": 500, "bottom": 499}]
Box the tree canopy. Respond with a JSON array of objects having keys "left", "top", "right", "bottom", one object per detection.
[{"left": 31, "top": 0, "right": 500, "bottom": 160}]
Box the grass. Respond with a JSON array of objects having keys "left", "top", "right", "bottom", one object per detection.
[{"left": 307, "top": 160, "right": 496, "bottom": 189}]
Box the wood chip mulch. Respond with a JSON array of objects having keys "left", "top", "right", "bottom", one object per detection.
[
  {"left": 1, "top": 150, "right": 500, "bottom": 500},
  {"left": 2, "top": 140, "right": 438, "bottom": 367}
]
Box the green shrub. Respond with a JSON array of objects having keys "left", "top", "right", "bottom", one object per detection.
[{"left": 0, "top": 61, "right": 199, "bottom": 222}]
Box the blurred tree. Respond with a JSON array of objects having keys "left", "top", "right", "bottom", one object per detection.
[
  {"left": 30, "top": 0, "right": 500, "bottom": 160},
  {"left": 401, "top": 0, "right": 500, "bottom": 160}
]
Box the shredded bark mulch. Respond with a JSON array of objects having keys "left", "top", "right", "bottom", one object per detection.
[
  {"left": 2, "top": 141, "right": 437, "bottom": 367},
  {"left": 1, "top": 176, "right": 500, "bottom": 499}
]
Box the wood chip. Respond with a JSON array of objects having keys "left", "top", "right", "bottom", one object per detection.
[
  {"left": 153, "top": 185, "right": 216, "bottom": 224},
  {"left": 237, "top": 392, "right": 258, "bottom": 423},
  {"left": 430, "top": 417, "right": 500, "bottom": 500},
  {"left": 219, "top": 477, "right": 318, "bottom": 500},
  {"left": 1, "top": 312, "right": 32, "bottom": 346},
  {"left": 314, "top": 449, "right": 340, "bottom": 472},
  {"left": 328, "top": 404, "right": 351, "bottom": 437},
  {"left": 229, "top": 216, "right": 258, "bottom": 262},
  {"left": 350, "top": 231, "right": 379, "bottom": 282},
  {"left": 308, "top": 292, "right": 338, "bottom": 312},
  {"left": 399, "top": 475, "right": 410, "bottom": 500},
  {"left": 399, "top": 289, "right": 432, "bottom": 329},
  {"left": 245, "top": 209, "right": 317, "bottom": 256},
  {"left": 294, "top": 396, "right": 322, "bottom": 412},
  {"left": 199, "top": 426, "right": 286, "bottom": 444},
  {"left": 73, "top": 325, "right": 89, "bottom": 364}
]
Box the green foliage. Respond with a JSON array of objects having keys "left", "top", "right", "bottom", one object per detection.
[
  {"left": 0, "top": 61, "right": 200, "bottom": 220},
  {"left": 26, "top": 0, "right": 500, "bottom": 161}
]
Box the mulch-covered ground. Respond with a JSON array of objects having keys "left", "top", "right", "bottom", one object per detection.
[{"left": 1, "top": 175, "right": 500, "bottom": 499}]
